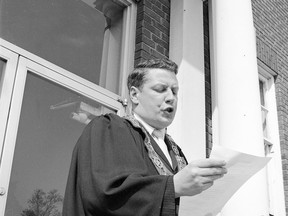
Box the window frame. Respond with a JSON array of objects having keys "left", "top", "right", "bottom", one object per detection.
[
  {"left": 259, "top": 77, "right": 273, "bottom": 148},
  {"left": 258, "top": 63, "right": 277, "bottom": 153},
  {"left": 258, "top": 60, "right": 286, "bottom": 215},
  {"left": 82, "top": 0, "right": 137, "bottom": 98},
  {"left": 0, "top": 46, "right": 18, "bottom": 165}
]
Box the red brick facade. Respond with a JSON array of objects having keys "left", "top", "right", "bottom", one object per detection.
[
  {"left": 203, "top": 1, "right": 213, "bottom": 157},
  {"left": 252, "top": 0, "right": 288, "bottom": 213},
  {"left": 134, "top": 0, "right": 171, "bottom": 66}
]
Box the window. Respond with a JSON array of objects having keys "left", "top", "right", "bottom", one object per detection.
[
  {"left": 1, "top": 0, "right": 105, "bottom": 84},
  {"left": 0, "top": 53, "right": 124, "bottom": 215},
  {"left": 258, "top": 61, "right": 286, "bottom": 215},
  {"left": 0, "top": 0, "right": 136, "bottom": 95},
  {"left": 0, "top": 0, "right": 136, "bottom": 214},
  {"left": 259, "top": 78, "right": 272, "bottom": 153},
  {"left": 4, "top": 72, "right": 116, "bottom": 216}
]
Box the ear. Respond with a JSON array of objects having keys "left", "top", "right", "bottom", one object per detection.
[{"left": 129, "top": 86, "right": 140, "bottom": 105}]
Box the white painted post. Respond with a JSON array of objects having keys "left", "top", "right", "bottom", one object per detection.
[
  {"left": 169, "top": 0, "right": 206, "bottom": 161},
  {"left": 209, "top": 0, "right": 270, "bottom": 215}
]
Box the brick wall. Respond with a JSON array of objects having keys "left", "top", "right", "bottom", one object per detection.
[
  {"left": 252, "top": 0, "right": 288, "bottom": 213},
  {"left": 134, "top": 0, "right": 170, "bottom": 66},
  {"left": 203, "top": 1, "right": 213, "bottom": 157}
]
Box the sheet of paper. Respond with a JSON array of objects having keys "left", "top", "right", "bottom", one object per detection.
[{"left": 179, "top": 146, "right": 271, "bottom": 216}]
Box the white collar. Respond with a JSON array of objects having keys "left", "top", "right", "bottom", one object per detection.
[{"left": 133, "top": 113, "right": 166, "bottom": 138}]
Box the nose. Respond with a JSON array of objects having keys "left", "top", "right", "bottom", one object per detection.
[{"left": 165, "top": 89, "right": 176, "bottom": 104}]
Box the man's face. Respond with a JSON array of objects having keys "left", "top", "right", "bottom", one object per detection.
[{"left": 131, "top": 68, "right": 179, "bottom": 129}]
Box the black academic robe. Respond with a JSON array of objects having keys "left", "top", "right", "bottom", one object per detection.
[{"left": 63, "top": 113, "right": 186, "bottom": 216}]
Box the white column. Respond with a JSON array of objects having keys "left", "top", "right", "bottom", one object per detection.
[
  {"left": 169, "top": 0, "right": 206, "bottom": 161},
  {"left": 209, "top": 0, "right": 270, "bottom": 215}
]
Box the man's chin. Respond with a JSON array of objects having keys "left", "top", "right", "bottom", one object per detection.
[
  {"left": 162, "top": 112, "right": 175, "bottom": 121},
  {"left": 157, "top": 117, "right": 174, "bottom": 128}
]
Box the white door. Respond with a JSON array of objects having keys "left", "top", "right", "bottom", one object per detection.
[{"left": 0, "top": 45, "right": 125, "bottom": 216}]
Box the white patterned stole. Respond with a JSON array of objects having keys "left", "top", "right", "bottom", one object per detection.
[
  {"left": 125, "top": 115, "right": 187, "bottom": 175},
  {"left": 165, "top": 134, "right": 187, "bottom": 171}
]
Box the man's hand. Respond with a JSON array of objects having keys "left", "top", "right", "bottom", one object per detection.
[{"left": 173, "top": 159, "right": 227, "bottom": 198}]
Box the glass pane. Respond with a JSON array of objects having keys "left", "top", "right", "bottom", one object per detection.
[
  {"left": 0, "top": 58, "right": 5, "bottom": 75},
  {"left": 1, "top": 0, "right": 106, "bottom": 84},
  {"left": 4, "top": 72, "right": 116, "bottom": 216},
  {"left": 261, "top": 107, "right": 268, "bottom": 139},
  {"left": 0, "top": 58, "right": 6, "bottom": 93},
  {"left": 259, "top": 80, "right": 265, "bottom": 106}
]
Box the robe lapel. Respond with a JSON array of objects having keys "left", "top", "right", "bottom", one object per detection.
[
  {"left": 125, "top": 115, "right": 173, "bottom": 176},
  {"left": 165, "top": 137, "right": 179, "bottom": 172},
  {"left": 125, "top": 114, "right": 187, "bottom": 175},
  {"left": 149, "top": 134, "right": 174, "bottom": 173}
]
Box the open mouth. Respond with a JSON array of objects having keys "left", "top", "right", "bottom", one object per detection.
[{"left": 164, "top": 107, "right": 174, "bottom": 114}]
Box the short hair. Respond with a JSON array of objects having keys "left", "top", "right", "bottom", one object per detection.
[{"left": 127, "top": 58, "right": 178, "bottom": 91}]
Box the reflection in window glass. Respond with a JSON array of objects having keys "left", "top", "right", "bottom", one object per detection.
[
  {"left": 0, "top": 0, "right": 106, "bottom": 84},
  {"left": 4, "top": 72, "right": 116, "bottom": 216}
]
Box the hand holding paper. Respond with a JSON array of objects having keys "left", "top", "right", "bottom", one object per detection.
[
  {"left": 179, "top": 146, "right": 271, "bottom": 216},
  {"left": 174, "top": 159, "right": 227, "bottom": 198}
]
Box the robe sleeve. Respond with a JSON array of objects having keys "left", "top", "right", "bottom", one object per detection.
[{"left": 63, "top": 114, "right": 176, "bottom": 216}]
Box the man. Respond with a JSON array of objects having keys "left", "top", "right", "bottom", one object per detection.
[{"left": 63, "top": 58, "right": 227, "bottom": 216}]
